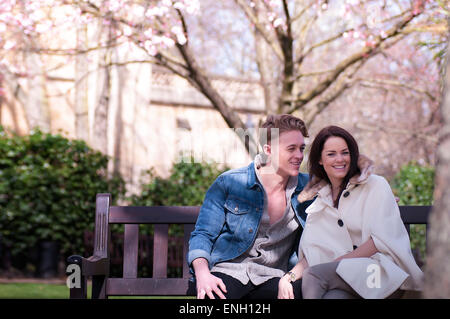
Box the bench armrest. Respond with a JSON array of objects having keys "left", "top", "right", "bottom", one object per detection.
[
  {"left": 67, "top": 254, "right": 109, "bottom": 276},
  {"left": 83, "top": 255, "right": 110, "bottom": 276}
]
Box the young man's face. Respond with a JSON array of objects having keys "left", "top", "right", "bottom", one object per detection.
[{"left": 266, "top": 130, "right": 305, "bottom": 177}]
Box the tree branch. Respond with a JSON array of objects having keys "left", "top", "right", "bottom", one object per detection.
[
  {"left": 301, "top": 61, "right": 364, "bottom": 125},
  {"left": 357, "top": 78, "right": 437, "bottom": 101},
  {"left": 234, "top": 0, "right": 284, "bottom": 60},
  {"left": 355, "top": 122, "right": 438, "bottom": 144},
  {"left": 286, "top": 10, "right": 420, "bottom": 114}
]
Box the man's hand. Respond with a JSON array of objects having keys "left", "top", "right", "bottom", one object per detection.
[
  {"left": 196, "top": 272, "right": 227, "bottom": 299},
  {"left": 278, "top": 275, "right": 294, "bottom": 299},
  {"left": 192, "top": 257, "right": 227, "bottom": 299}
]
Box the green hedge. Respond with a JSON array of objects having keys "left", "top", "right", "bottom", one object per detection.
[
  {"left": 0, "top": 127, "right": 125, "bottom": 258},
  {"left": 130, "top": 157, "right": 228, "bottom": 236},
  {"left": 391, "top": 162, "right": 435, "bottom": 262},
  {"left": 130, "top": 157, "right": 228, "bottom": 207}
]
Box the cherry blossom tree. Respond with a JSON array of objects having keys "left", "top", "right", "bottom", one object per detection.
[{"left": 0, "top": 0, "right": 446, "bottom": 155}]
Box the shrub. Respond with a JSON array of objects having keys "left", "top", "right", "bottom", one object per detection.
[
  {"left": 130, "top": 157, "right": 229, "bottom": 207},
  {"left": 391, "top": 162, "right": 435, "bottom": 263},
  {"left": 0, "top": 127, "right": 125, "bottom": 259}
]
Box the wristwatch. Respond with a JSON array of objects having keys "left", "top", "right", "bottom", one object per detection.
[{"left": 286, "top": 271, "right": 296, "bottom": 283}]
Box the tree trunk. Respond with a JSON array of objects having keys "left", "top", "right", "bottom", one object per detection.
[
  {"left": 423, "top": 25, "right": 450, "bottom": 298},
  {"left": 113, "top": 51, "right": 123, "bottom": 178},
  {"left": 75, "top": 23, "right": 90, "bottom": 142},
  {"left": 24, "top": 51, "right": 51, "bottom": 132},
  {"left": 254, "top": 2, "right": 279, "bottom": 115},
  {"left": 93, "top": 22, "right": 112, "bottom": 154}
]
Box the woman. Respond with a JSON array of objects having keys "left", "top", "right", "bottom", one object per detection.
[{"left": 278, "top": 125, "right": 423, "bottom": 299}]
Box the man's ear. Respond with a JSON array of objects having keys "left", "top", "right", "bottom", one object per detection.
[{"left": 263, "top": 144, "right": 271, "bottom": 156}]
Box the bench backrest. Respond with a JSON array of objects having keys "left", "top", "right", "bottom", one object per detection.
[{"left": 93, "top": 194, "right": 431, "bottom": 297}]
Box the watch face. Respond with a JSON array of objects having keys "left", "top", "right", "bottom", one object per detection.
[{"left": 289, "top": 272, "right": 295, "bottom": 282}]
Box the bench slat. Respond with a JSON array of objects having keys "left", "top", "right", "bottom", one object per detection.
[
  {"left": 109, "top": 206, "right": 199, "bottom": 224},
  {"left": 153, "top": 224, "right": 169, "bottom": 278},
  {"left": 399, "top": 206, "right": 431, "bottom": 224},
  {"left": 183, "top": 224, "right": 195, "bottom": 278},
  {"left": 107, "top": 278, "right": 190, "bottom": 296},
  {"left": 123, "top": 224, "right": 139, "bottom": 278}
]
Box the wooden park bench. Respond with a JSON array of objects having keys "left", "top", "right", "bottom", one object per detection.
[{"left": 66, "top": 193, "right": 432, "bottom": 299}]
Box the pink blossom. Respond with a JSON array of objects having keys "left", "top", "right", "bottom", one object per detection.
[
  {"left": 173, "top": 2, "right": 185, "bottom": 11},
  {"left": 3, "top": 40, "right": 15, "bottom": 50},
  {"left": 273, "top": 17, "right": 283, "bottom": 28},
  {"left": 171, "top": 25, "right": 187, "bottom": 45},
  {"left": 123, "top": 25, "right": 133, "bottom": 37},
  {"left": 144, "top": 40, "right": 157, "bottom": 56}
]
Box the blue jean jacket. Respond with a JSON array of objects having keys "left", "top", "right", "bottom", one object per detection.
[{"left": 187, "top": 161, "right": 312, "bottom": 273}]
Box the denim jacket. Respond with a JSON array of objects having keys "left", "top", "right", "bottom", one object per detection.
[{"left": 187, "top": 161, "right": 312, "bottom": 272}]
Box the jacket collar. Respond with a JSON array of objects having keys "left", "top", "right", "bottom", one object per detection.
[
  {"left": 247, "top": 161, "right": 259, "bottom": 189},
  {"left": 297, "top": 154, "right": 374, "bottom": 203}
]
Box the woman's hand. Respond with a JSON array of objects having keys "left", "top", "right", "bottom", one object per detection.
[
  {"left": 334, "top": 237, "right": 379, "bottom": 262},
  {"left": 278, "top": 275, "right": 294, "bottom": 299}
]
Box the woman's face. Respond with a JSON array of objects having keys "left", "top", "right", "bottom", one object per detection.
[{"left": 319, "top": 136, "right": 351, "bottom": 186}]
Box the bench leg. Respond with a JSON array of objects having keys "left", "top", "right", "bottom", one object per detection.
[
  {"left": 70, "top": 275, "right": 87, "bottom": 299},
  {"left": 92, "top": 275, "right": 107, "bottom": 299}
]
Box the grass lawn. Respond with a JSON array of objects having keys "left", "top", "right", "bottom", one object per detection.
[
  {"left": 0, "top": 283, "right": 193, "bottom": 299},
  {"left": 0, "top": 283, "right": 72, "bottom": 299}
]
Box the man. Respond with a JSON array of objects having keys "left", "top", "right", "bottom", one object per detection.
[{"left": 187, "top": 114, "right": 313, "bottom": 299}]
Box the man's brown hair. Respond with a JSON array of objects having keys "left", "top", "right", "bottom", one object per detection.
[{"left": 259, "top": 114, "right": 309, "bottom": 146}]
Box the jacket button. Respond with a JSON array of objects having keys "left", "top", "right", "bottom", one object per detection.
[
  {"left": 343, "top": 191, "right": 350, "bottom": 197},
  {"left": 353, "top": 245, "right": 358, "bottom": 250},
  {"left": 234, "top": 207, "right": 238, "bottom": 212},
  {"left": 249, "top": 228, "right": 253, "bottom": 233},
  {"left": 337, "top": 219, "right": 344, "bottom": 227}
]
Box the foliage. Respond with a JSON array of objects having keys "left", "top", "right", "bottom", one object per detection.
[
  {"left": 391, "top": 161, "right": 435, "bottom": 263},
  {"left": 130, "top": 157, "right": 229, "bottom": 236},
  {"left": 130, "top": 157, "right": 229, "bottom": 207},
  {"left": 0, "top": 126, "right": 125, "bottom": 258},
  {"left": 391, "top": 162, "right": 435, "bottom": 206}
]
